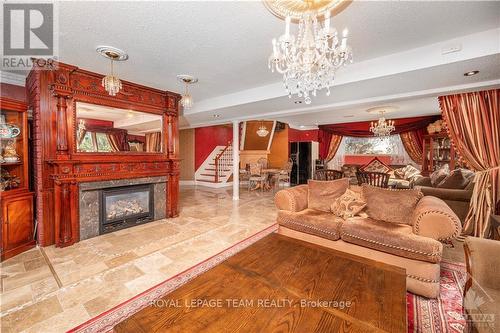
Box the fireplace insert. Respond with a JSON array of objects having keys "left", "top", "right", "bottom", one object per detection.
[{"left": 99, "top": 184, "right": 154, "bottom": 234}]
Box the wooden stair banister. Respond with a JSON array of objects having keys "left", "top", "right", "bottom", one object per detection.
[{"left": 214, "top": 141, "right": 233, "bottom": 183}]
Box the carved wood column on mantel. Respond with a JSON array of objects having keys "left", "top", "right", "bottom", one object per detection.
[
  {"left": 53, "top": 177, "right": 79, "bottom": 247},
  {"left": 50, "top": 69, "right": 74, "bottom": 155},
  {"left": 166, "top": 93, "right": 180, "bottom": 217}
]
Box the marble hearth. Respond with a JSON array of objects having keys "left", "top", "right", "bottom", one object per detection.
[{"left": 79, "top": 176, "right": 167, "bottom": 240}]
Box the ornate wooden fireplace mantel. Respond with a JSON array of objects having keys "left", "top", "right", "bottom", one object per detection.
[{"left": 27, "top": 61, "right": 181, "bottom": 247}]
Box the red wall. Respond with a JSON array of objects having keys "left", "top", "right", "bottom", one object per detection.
[
  {"left": 1, "top": 83, "right": 26, "bottom": 101},
  {"left": 288, "top": 128, "right": 319, "bottom": 142},
  {"left": 195, "top": 125, "right": 232, "bottom": 170}
]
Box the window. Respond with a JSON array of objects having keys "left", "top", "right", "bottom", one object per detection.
[
  {"left": 344, "top": 136, "right": 398, "bottom": 155},
  {"left": 78, "top": 132, "right": 113, "bottom": 152}
]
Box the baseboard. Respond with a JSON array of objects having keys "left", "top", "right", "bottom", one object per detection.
[
  {"left": 179, "top": 180, "right": 196, "bottom": 186},
  {"left": 195, "top": 181, "right": 233, "bottom": 188}
]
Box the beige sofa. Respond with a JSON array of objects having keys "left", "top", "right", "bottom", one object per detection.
[{"left": 275, "top": 184, "right": 461, "bottom": 298}]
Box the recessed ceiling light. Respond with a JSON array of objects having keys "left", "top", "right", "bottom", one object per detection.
[
  {"left": 299, "top": 125, "right": 305, "bottom": 129},
  {"left": 464, "top": 70, "right": 479, "bottom": 77},
  {"left": 294, "top": 101, "right": 302, "bottom": 104},
  {"left": 343, "top": 115, "right": 355, "bottom": 118},
  {"left": 213, "top": 114, "right": 220, "bottom": 118}
]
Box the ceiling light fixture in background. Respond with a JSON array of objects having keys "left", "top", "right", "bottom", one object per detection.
[
  {"left": 265, "top": 0, "right": 353, "bottom": 104},
  {"left": 97, "top": 46, "right": 128, "bottom": 96},
  {"left": 177, "top": 75, "right": 198, "bottom": 109},
  {"left": 369, "top": 110, "right": 395, "bottom": 137},
  {"left": 256, "top": 121, "right": 270, "bottom": 137},
  {"left": 463, "top": 70, "right": 479, "bottom": 76}
]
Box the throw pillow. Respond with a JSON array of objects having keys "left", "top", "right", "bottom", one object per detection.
[
  {"left": 362, "top": 184, "right": 423, "bottom": 224},
  {"left": 331, "top": 188, "right": 367, "bottom": 219},
  {"left": 394, "top": 167, "right": 406, "bottom": 179},
  {"left": 359, "top": 157, "right": 392, "bottom": 174},
  {"left": 308, "top": 178, "right": 350, "bottom": 212},
  {"left": 437, "top": 168, "right": 475, "bottom": 189},
  {"left": 430, "top": 164, "right": 449, "bottom": 186},
  {"left": 403, "top": 165, "right": 421, "bottom": 181}
]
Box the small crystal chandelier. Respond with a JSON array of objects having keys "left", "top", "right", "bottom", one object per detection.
[
  {"left": 370, "top": 111, "right": 395, "bottom": 137},
  {"left": 102, "top": 58, "right": 122, "bottom": 96},
  {"left": 256, "top": 121, "right": 270, "bottom": 137},
  {"left": 177, "top": 75, "right": 198, "bottom": 109},
  {"left": 96, "top": 46, "right": 128, "bottom": 96},
  {"left": 266, "top": 1, "right": 353, "bottom": 104}
]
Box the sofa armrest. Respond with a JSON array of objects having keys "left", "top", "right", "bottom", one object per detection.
[
  {"left": 464, "top": 237, "right": 500, "bottom": 290},
  {"left": 274, "top": 185, "right": 308, "bottom": 212},
  {"left": 412, "top": 196, "right": 461, "bottom": 241},
  {"left": 417, "top": 186, "right": 473, "bottom": 202}
]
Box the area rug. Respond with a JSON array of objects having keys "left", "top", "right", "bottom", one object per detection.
[
  {"left": 68, "top": 224, "right": 279, "bottom": 333},
  {"left": 407, "top": 261, "right": 467, "bottom": 333}
]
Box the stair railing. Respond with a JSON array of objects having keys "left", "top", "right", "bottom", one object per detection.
[{"left": 214, "top": 141, "right": 233, "bottom": 183}]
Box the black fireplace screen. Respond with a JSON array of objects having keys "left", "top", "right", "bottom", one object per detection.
[{"left": 100, "top": 184, "right": 154, "bottom": 234}]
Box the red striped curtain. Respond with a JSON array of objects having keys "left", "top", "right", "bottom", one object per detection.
[{"left": 439, "top": 89, "right": 500, "bottom": 238}]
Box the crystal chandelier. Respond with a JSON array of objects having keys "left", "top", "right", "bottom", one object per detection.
[
  {"left": 96, "top": 46, "right": 128, "bottom": 96},
  {"left": 177, "top": 75, "right": 198, "bottom": 109},
  {"left": 266, "top": 3, "right": 353, "bottom": 104},
  {"left": 256, "top": 122, "right": 270, "bottom": 137},
  {"left": 102, "top": 58, "right": 122, "bottom": 96},
  {"left": 370, "top": 111, "right": 395, "bottom": 137}
]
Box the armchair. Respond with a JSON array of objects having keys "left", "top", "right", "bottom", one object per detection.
[{"left": 464, "top": 237, "right": 500, "bottom": 333}]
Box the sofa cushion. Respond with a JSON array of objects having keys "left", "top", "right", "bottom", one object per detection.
[
  {"left": 359, "top": 157, "right": 392, "bottom": 174},
  {"left": 437, "top": 168, "right": 475, "bottom": 189},
  {"left": 331, "top": 189, "right": 366, "bottom": 219},
  {"left": 430, "top": 164, "right": 449, "bottom": 186},
  {"left": 277, "top": 209, "right": 343, "bottom": 241},
  {"left": 341, "top": 217, "right": 443, "bottom": 263},
  {"left": 362, "top": 184, "right": 423, "bottom": 225},
  {"left": 307, "top": 178, "right": 349, "bottom": 212}
]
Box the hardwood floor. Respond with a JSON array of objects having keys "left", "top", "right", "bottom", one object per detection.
[{"left": 115, "top": 234, "right": 407, "bottom": 332}]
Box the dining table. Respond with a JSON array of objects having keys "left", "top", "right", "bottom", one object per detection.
[{"left": 257, "top": 168, "right": 281, "bottom": 191}]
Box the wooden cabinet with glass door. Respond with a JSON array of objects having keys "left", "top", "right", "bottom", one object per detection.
[
  {"left": 421, "top": 132, "right": 460, "bottom": 176},
  {"left": 1, "top": 97, "right": 35, "bottom": 261}
]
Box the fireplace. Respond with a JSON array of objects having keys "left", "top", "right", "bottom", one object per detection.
[{"left": 99, "top": 184, "right": 154, "bottom": 234}]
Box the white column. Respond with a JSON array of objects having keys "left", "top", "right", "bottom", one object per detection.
[{"left": 232, "top": 120, "right": 240, "bottom": 201}]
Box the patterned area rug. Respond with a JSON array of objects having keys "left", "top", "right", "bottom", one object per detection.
[{"left": 407, "top": 261, "right": 467, "bottom": 333}]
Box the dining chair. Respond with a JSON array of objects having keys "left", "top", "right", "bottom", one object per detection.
[
  {"left": 356, "top": 171, "right": 390, "bottom": 188},
  {"left": 248, "top": 163, "right": 266, "bottom": 192},
  {"left": 315, "top": 169, "right": 343, "bottom": 181},
  {"left": 257, "top": 157, "right": 268, "bottom": 169},
  {"left": 275, "top": 160, "right": 293, "bottom": 190}
]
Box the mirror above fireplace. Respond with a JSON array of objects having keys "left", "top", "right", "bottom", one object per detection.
[{"left": 76, "top": 102, "right": 163, "bottom": 153}]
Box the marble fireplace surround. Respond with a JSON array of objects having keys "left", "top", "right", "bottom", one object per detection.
[{"left": 79, "top": 176, "right": 167, "bottom": 240}]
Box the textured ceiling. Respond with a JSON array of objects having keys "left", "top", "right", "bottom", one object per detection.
[{"left": 56, "top": 1, "right": 500, "bottom": 99}]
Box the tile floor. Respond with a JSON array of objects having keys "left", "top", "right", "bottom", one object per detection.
[
  {"left": 0, "top": 186, "right": 277, "bottom": 333},
  {"left": 0, "top": 185, "right": 466, "bottom": 333}
]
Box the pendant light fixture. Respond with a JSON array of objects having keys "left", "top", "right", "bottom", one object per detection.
[
  {"left": 256, "top": 121, "right": 270, "bottom": 137},
  {"left": 96, "top": 46, "right": 128, "bottom": 96},
  {"left": 177, "top": 75, "right": 198, "bottom": 109}
]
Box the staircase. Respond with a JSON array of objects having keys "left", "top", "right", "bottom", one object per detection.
[{"left": 195, "top": 142, "right": 233, "bottom": 187}]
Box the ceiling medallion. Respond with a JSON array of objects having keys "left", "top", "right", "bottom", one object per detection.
[
  {"left": 96, "top": 46, "right": 128, "bottom": 96},
  {"left": 369, "top": 110, "right": 395, "bottom": 137},
  {"left": 177, "top": 75, "right": 198, "bottom": 109},
  {"left": 265, "top": 0, "right": 353, "bottom": 104},
  {"left": 256, "top": 121, "right": 270, "bottom": 137}
]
